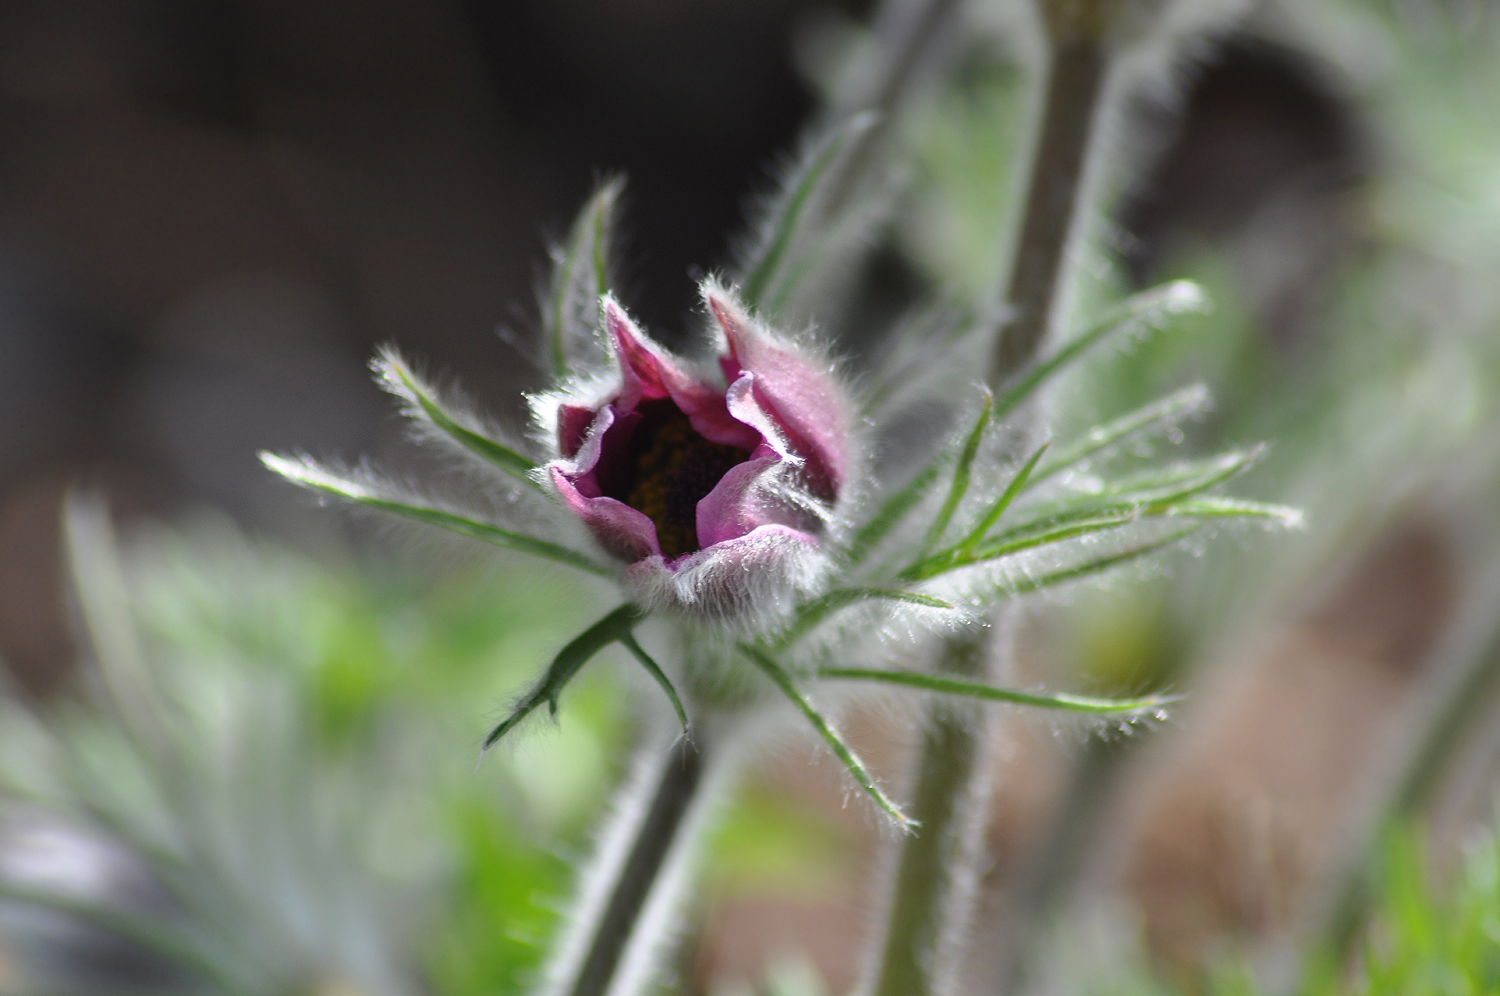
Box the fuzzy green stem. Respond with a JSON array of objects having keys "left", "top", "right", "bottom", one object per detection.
[
  {"left": 868, "top": 13, "right": 1115, "bottom": 995},
  {"left": 565, "top": 738, "right": 705, "bottom": 996},
  {"left": 991, "top": 31, "right": 1109, "bottom": 382},
  {"left": 869, "top": 636, "right": 992, "bottom": 996}
]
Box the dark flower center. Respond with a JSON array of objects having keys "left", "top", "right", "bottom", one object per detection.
[{"left": 614, "top": 401, "right": 750, "bottom": 558}]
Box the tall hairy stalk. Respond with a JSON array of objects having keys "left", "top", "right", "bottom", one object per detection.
[
  {"left": 544, "top": 736, "right": 717, "bottom": 996},
  {"left": 867, "top": 5, "right": 1125, "bottom": 994}
]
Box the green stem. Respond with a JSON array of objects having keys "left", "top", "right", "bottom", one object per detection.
[
  {"left": 564, "top": 738, "right": 706, "bottom": 996},
  {"left": 991, "top": 31, "right": 1110, "bottom": 382},
  {"left": 869, "top": 635, "right": 992, "bottom": 996},
  {"left": 869, "top": 12, "right": 1115, "bottom": 995}
]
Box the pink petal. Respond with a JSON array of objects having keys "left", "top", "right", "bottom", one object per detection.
[
  {"left": 557, "top": 404, "right": 596, "bottom": 460},
  {"left": 695, "top": 453, "right": 783, "bottom": 547},
  {"left": 605, "top": 300, "right": 667, "bottom": 408},
  {"left": 706, "top": 288, "right": 849, "bottom": 501},
  {"left": 550, "top": 465, "right": 662, "bottom": 562},
  {"left": 724, "top": 374, "right": 793, "bottom": 461},
  {"left": 606, "top": 297, "right": 760, "bottom": 451}
]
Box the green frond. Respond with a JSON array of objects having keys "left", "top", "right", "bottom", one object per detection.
[
  {"left": 373, "top": 347, "right": 543, "bottom": 491},
  {"left": 815, "top": 668, "right": 1175, "bottom": 715},
  {"left": 740, "top": 644, "right": 914, "bottom": 831},
  {"left": 991, "top": 280, "right": 1209, "bottom": 422},
  {"left": 482, "top": 603, "right": 647, "bottom": 751},
  {"left": 619, "top": 632, "right": 690, "bottom": 735},
  {"left": 260, "top": 453, "right": 608, "bottom": 577}
]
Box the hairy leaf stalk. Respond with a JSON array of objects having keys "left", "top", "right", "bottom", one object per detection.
[
  {"left": 548, "top": 737, "right": 712, "bottom": 996},
  {"left": 870, "top": 640, "right": 993, "bottom": 996},
  {"left": 867, "top": 11, "right": 1114, "bottom": 995},
  {"left": 992, "top": 28, "right": 1109, "bottom": 381}
]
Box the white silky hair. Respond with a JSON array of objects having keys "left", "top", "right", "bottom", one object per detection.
[
  {"left": 623, "top": 527, "right": 836, "bottom": 635},
  {"left": 538, "top": 720, "right": 751, "bottom": 996}
]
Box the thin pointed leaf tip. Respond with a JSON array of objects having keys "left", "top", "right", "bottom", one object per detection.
[
  {"left": 545, "top": 177, "right": 622, "bottom": 378},
  {"left": 535, "top": 281, "right": 857, "bottom": 626}
]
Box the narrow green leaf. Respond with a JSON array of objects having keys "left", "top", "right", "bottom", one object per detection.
[
  {"left": 992, "top": 280, "right": 1209, "bottom": 422},
  {"left": 987, "top": 525, "right": 1201, "bottom": 597},
  {"left": 888, "top": 527, "right": 1204, "bottom": 606},
  {"left": 261, "top": 453, "right": 608, "bottom": 576},
  {"left": 375, "top": 348, "right": 543, "bottom": 491},
  {"left": 919, "top": 388, "right": 993, "bottom": 557},
  {"left": 906, "top": 513, "right": 1137, "bottom": 580},
  {"left": 1163, "top": 496, "right": 1304, "bottom": 526},
  {"left": 545, "top": 178, "right": 622, "bottom": 378},
  {"left": 847, "top": 459, "right": 944, "bottom": 566},
  {"left": 1082, "top": 448, "right": 1261, "bottom": 503},
  {"left": 903, "top": 449, "right": 1273, "bottom": 581},
  {"left": 957, "top": 440, "right": 1050, "bottom": 556},
  {"left": 1032, "top": 384, "right": 1210, "bottom": 484},
  {"left": 620, "top": 632, "right": 689, "bottom": 735},
  {"left": 740, "top": 113, "right": 876, "bottom": 310},
  {"left": 816, "top": 668, "right": 1175, "bottom": 715},
  {"left": 777, "top": 588, "right": 956, "bottom": 648},
  {"left": 989, "top": 448, "right": 1262, "bottom": 538},
  {"left": 483, "top": 603, "right": 647, "bottom": 750},
  {"left": 741, "top": 643, "right": 914, "bottom": 831}
]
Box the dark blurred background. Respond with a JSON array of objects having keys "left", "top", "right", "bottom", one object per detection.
[
  {"left": 0, "top": 0, "right": 1359, "bottom": 707},
  {"left": 0, "top": 0, "right": 880, "bottom": 695}
]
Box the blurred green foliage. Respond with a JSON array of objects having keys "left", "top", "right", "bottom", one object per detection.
[
  {"left": 0, "top": 516, "right": 631, "bottom": 996},
  {"left": 0, "top": 517, "right": 869, "bottom": 996}
]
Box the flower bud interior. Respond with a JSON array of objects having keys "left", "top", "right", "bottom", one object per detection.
[{"left": 599, "top": 398, "right": 752, "bottom": 558}]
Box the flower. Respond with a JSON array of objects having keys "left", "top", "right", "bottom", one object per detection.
[{"left": 537, "top": 281, "right": 853, "bottom": 624}]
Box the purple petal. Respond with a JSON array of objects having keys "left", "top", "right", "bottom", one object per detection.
[
  {"left": 705, "top": 288, "right": 849, "bottom": 502},
  {"left": 724, "top": 374, "right": 794, "bottom": 462},
  {"left": 695, "top": 452, "right": 783, "bottom": 547},
  {"left": 605, "top": 298, "right": 760, "bottom": 451},
  {"left": 550, "top": 465, "right": 662, "bottom": 562},
  {"left": 557, "top": 404, "right": 596, "bottom": 460}
]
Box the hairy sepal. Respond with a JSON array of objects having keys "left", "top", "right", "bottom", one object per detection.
[{"left": 622, "top": 526, "right": 834, "bottom": 633}]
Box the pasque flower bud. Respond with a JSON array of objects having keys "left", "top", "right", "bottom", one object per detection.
[{"left": 537, "top": 281, "right": 853, "bottom": 625}]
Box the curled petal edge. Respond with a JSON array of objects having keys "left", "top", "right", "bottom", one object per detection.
[{"left": 704, "top": 283, "right": 851, "bottom": 500}]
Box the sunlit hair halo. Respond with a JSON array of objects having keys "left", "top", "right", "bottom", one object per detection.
[{"left": 534, "top": 281, "right": 851, "bottom": 629}]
